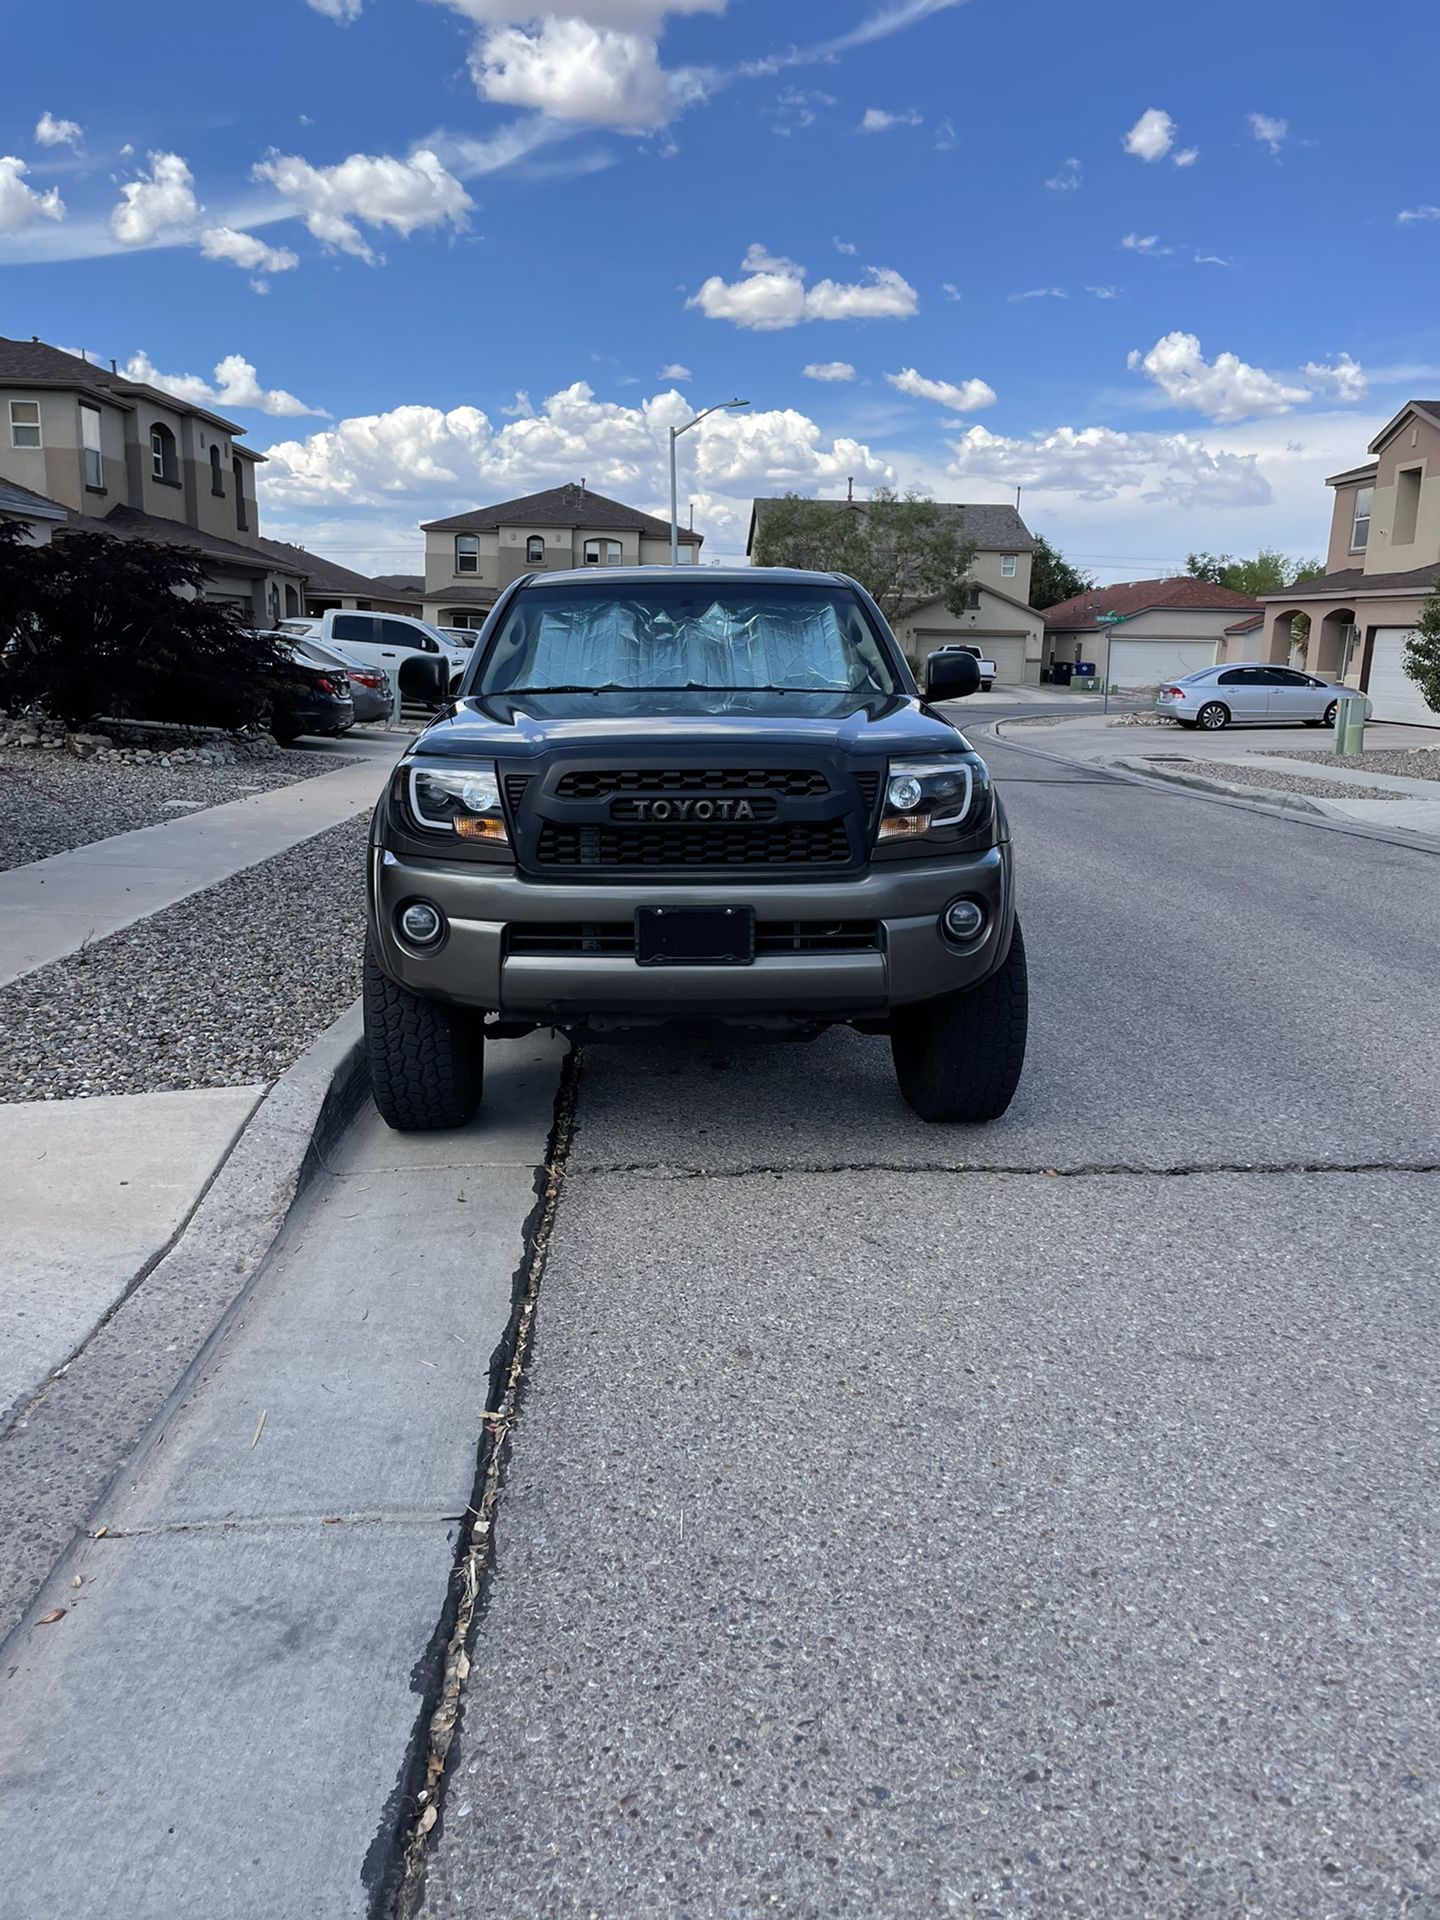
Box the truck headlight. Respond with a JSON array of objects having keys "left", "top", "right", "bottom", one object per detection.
[
  {"left": 406, "top": 762, "right": 510, "bottom": 844},
  {"left": 879, "top": 756, "right": 985, "bottom": 840}
]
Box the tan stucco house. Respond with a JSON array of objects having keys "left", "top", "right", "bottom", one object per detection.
[
  {"left": 1, "top": 335, "right": 304, "bottom": 627},
  {"left": 747, "top": 498, "right": 1044, "bottom": 684},
  {"left": 1251, "top": 400, "right": 1440, "bottom": 725},
  {"left": 1042, "top": 578, "right": 1263, "bottom": 691},
  {"left": 0, "top": 475, "right": 68, "bottom": 546},
  {"left": 420, "top": 483, "right": 703, "bottom": 630}
]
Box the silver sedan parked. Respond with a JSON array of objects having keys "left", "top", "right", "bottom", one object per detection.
[{"left": 1156, "top": 665, "right": 1372, "bottom": 731}]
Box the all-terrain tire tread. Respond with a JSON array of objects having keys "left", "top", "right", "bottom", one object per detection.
[
  {"left": 890, "top": 921, "right": 1029, "bottom": 1123},
  {"left": 363, "top": 946, "right": 483, "bottom": 1131}
]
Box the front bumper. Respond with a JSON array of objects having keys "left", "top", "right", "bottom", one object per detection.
[{"left": 368, "top": 843, "right": 1016, "bottom": 1022}]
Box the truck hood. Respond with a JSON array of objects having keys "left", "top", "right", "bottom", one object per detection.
[{"left": 413, "top": 689, "right": 975, "bottom": 762}]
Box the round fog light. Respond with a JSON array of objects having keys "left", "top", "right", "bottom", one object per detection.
[
  {"left": 398, "top": 900, "right": 445, "bottom": 947},
  {"left": 942, "top": 898, "right": 986, "bottom": 942}
]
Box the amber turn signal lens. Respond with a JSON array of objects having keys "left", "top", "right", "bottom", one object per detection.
[
  {"left": 454, "top": 815, "right": 509, "bottom": 843},
  {"left": 877, "top": 811, "right": 932, "bottom": 841}
]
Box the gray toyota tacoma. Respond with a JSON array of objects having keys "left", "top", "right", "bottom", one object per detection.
[{"left": 364, "top": 566, "right": 1026, "bottom": 1128}]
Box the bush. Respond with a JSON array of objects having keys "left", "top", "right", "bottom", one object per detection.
[
  {"left": 0, "top": 523, "right": 293, "bottom": 732},
  {"left": 1403, "top": 581, "right": 1440, "bottom": 717}
]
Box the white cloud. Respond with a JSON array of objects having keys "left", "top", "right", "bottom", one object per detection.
[
  {"left": 1087, "top": 285, "right": 1120, "bottom": 299},
  {"left": 1123, "top": 108, "right": 1175, "bottom": 162},
  {"left": 0, "top": 157, "right": 65, "bottom": 233},
  {"left": 1172, "top": 146, "right": 1199, "bottom": 167},
  {"left": 1045, "top": 157, "right": 1082, "bottom": 190},
  {"left": 1127, "top": 332, "right": 1315, "bottom": 423},
  {"left": 1304, "top": 354, "right": 1368, "bottom": 404},
  {"left": 1120, "top": 231, "right": 1171, "bottom": 255},
  {"left": 1193, "top": 252, "right": 1229, "bottom": 266},
  {"left": 659, "top": 362, "right": 692, "bottom": 380},
  {"left": 469, "top": 17, "right": 703, "bottom": 129},
  {"left": 1248, "top": 112, "right": 1288, "bottom": 154},
  {"left": 941, "top": 281, "right": 961, "bottom": 301},
  {"left": 947, "top": 422, "right": 1271, "bottom": 510},
  {"left": 859, "top": 107, "right": 922, "bottom": 133},
  {"left": 500, "top": 390, "right": 533, "bottom": 416},
  {"left": 257, "top": 382, "right": 895, "bottom": 559},
  {"left": 1399, "top": 205, "right": 1440, "bottom": 224},
  {"left": 1008, "top": 286, "right": 1066, "bottom": 301},
  {"left": 35, "top": 112, "right": 83, "bottom": 149},
  {"left": 833, "top": 235, "right": 856, "bottom": 254},
  {"left": 435, "top": 0, "right": 723, "bottom": 24},
  {"left": 886, "top": 366, "right": 996, "bottom": 411},
  {"left": 253, "top": 148, "right": 471, "bottom": 262},
  {"left": 768, "top": 88, "right": 836, "bottom": 135},
  {"left": 122, "top": 349, "right": 327, "bottom": 418},
  {"left": 688, "top": 248, "right": 918, "bottom": 329},
  {"left": 307, "top": 0, "right": 364, "bottom": 18},
  {"left": 933, "top": 117, "right": 956, "bottom": 152},
  {"left": 110, "top": 152, "right": 199, "bottom": 245},
  {"left": 200, "top": 226, "right": 301, "bottom": 274},
  {"left": 803, "top": 361, "right": 856, "bottom": 382}
]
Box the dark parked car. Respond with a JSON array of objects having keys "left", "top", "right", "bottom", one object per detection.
[
  {"left": 291, "top": 635, "right": 392, "bottom": 723},
  {"left": 271, "top": 645, "right": 354, "bottom": 744},
  {"left": 364, "top": 566, "right": 1026, "bottom": 1132}
]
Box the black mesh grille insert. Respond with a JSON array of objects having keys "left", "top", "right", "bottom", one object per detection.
[
  {"left": 535, "top": 820, "right": 851, "bottom": 868},
  {"left": 506, "top": 920, "right": 881, "bottom": 956},
  {"left": 554, "top": 767, "right": 828, "bottom": 798},
  {"left": 503, "top": 773, "right": 532, "bottom": 817},
  {"left": 855, "top": 772, "right": 880, "bottom": 814}
]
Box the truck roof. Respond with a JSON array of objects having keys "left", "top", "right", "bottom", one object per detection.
[{"left": 514, "top": 565, "right": 850, "bottom": 589}]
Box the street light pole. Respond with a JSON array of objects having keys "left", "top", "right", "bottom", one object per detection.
[{"left": 669, "top": 398, "right": 749, "bottom": 563}]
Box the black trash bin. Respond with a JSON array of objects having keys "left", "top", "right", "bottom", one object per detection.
[{"left": 1052, "top": 660, "right": 1074, "bottom": 686}]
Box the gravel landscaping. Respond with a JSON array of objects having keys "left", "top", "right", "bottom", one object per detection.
[
  {"left": 1153, "top": 758, "right": 1405, "bottom": 801},
  {"left": 0, "top": 817, "right": 369, "bottom": 1102},
  {"left": 0, "top": 747, "right": 360, "bottom": 872},
  {"left": 1268, "top": 746, "right": 1440, "bottom": 783}
]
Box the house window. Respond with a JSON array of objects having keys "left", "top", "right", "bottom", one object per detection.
[
  {"left": 210, "top": 444, "right": 225, "bottom": 496},
  {"left": 233, "top": 457, "right": 248, "bottom": 531},
  {"left": 526, "top": 535, "right": 546, "bottom": 565},
  {"left": 79, "top": 404, "right": 104, "bottom": 489},
  {"left": 9, "top": 401, "right": 41, "bottom": 449},
  {"left": 1394, "top": 467, "right": 1422, "bottom": 547},
  {"left": 455, "top": 534, "right": 479, "bottom": 574},
  {"left": 284, "top": 584, "right": 300, "bottom": 616},
  {"left": 583, "top": 538, "right": 622, "bottom": 566},
  {"left": 1001, "top": 554, "right": 1017, "bottom": 578},
  {"left": 444, "top": 611, "right": 482, "bottom": 630},
  {"left": 1351, "top": 485, "right": 1373, "bottom": 551},
  {"left": 149, "top": 422, "right": 178, "bottom": 484}
]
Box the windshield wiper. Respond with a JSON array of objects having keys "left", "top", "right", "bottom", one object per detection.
[{"left": 501, "top": 684, "right": 632, "bottom": 695}]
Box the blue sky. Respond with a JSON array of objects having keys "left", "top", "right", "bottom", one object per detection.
[{"left": 3, "top": 0, "right": 1438, "bottom": 580}]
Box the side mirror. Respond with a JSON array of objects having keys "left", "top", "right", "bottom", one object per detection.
[
  {"left": 924, "top": 650, "right": 981, "bottom": 702},
  {"left": 397, "top": 655, "right": 449, "bottom": 704}
]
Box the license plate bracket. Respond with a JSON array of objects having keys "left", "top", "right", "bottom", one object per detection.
[{"left": 635, "top": 906, "right": 755, "bottom": 966}]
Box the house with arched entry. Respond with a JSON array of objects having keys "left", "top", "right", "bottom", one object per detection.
[
  {"left": 1252, "top": 400, "right": 1440, "bottom": 726},
  {"left": 0, "top": 336, "right": 304, "bottom": 629}
]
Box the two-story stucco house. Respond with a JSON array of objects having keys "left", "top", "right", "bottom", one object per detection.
[
  {"left": 0, "top": 336, "right": 304, "bottom": 626},
  {"left": 746, "top": 498, "right": 1044, "bottom": 684},
  {"left": 420, "top": 483, "right": 703, "bottom": 630},
  {"left": 1253, "top": 399, "right": 1440, "bottom": 725}
]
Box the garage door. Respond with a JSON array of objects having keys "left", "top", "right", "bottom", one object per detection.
[
  {"left": 1105, "top": 636, "right": 1218, "bottom": 692},
  {"left": 911, "top": 633, "right": 1026, "bottom": 685},
  {"left": 1366, "top": 627, "right": 1438, "bottom": 726}
]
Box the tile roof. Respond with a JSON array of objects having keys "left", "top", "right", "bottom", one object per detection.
[
  {"left": 1257, "top": 562, "right": 1440, "bottom": 600},
  {"left": 58, "top": 505, "right": 305, "bottom": 576},
  {"left": 747, "top": 496, "right": 1034, "bottom": 555},
  {"left": 254, "top": 537, "right": 384, "bottom": 598},
  {"left": 424, "top": 583, "right": 498, "bottom": 608},
  {"left": 1223, "top": 613, "right": 1265, "bottom": 634},
  {"left": 0, "top": 477, "right": 68, "bottom": 521},
  {"left": 0, "top": 335, "right": 246, "bottom": 435},
  {"left": 422, "top": 483, "right": 703, "bottom": 545},
  {"left": 1042, "top": 576, "right": 1262, "bottom": 630}
]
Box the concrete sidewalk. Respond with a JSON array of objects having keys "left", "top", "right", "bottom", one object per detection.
[{"left": 0, "top": 750, "right": 394, "bottom": 988}]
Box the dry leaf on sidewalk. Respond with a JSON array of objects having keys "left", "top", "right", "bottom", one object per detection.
[{"left": 38, "top": 1609, "right": 66, "bottom": 1626}]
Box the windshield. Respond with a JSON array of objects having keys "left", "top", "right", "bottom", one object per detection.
[{"left": 477, "top": 580, "right": 901, "bottom": 696}]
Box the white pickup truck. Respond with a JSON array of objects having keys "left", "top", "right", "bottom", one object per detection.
[
  {"left": 929, "top": 642, "right": 996, "bottom": 692},
  {"left": 282, "top": 610, "right": 470, "bottom": 697}
]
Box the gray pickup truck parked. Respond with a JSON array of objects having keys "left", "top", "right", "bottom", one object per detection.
[{"left": 364, "top": 567, "right": 1027, "bottom": 1127}]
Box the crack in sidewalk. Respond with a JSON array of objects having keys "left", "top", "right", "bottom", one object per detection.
[{"left": 570, "top": 1157, "right": 1440, "bottom": 1181}]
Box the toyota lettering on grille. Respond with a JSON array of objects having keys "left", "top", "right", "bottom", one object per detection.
[{"left": 617, "top": 796, "right": 758, "bottom": 822}]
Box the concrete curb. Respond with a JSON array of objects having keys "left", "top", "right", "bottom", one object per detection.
[
  {"left": 1108, "top": 755, "right": 1332, "bottom": 816},
  {"left": 0, "top": 1001, "right": 369, "bottom": 1651}
]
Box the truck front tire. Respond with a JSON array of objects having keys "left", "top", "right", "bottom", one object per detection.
[
  {"left": 364, "top": 944, "right": 484, "bottom": 1131},
  {"left": 890, "top": 921, "right": 1028, "bottom": 1123}
]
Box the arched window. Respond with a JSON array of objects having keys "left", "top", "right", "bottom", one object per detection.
[
  {"left": 284, "top": 584, "right": 301, "bottom": 616},
  {"left": 526, "top": 535, "right": 546, "bottom": 565},
  {"left": 210, "top": 444, "right": 225, "bottom": 496},
  {"left": 149, "top": 422, "right": 178, "bottom": 485},
  {"left": 454, "top": 534, "right": 478, "bottom": 574},
  {"left": 583, "top": 538, "right": 622, "bottom": 566},
  {"left": 232, "top": 456, "right": 248, "bottom": 531}
]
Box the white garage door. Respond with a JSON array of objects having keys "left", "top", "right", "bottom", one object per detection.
[
  {"left": 1367, "top": 627, "right": 1438, "bottom": 726},
  {"left": 1105, "top": 636, "right": 1218, "bottom": 691},
  {"left": 970, "top": 637, "right": 1025, "bottom": 685}
]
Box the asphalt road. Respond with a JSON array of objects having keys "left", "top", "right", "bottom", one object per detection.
[{"left": 419, "top": 709, "right": 1440, "bottom": 1918}]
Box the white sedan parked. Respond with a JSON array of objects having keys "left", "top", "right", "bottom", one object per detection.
[{"left": 1156, "top": 665, "right": 1372, "bottom": 731}]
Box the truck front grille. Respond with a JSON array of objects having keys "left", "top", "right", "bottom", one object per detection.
[
  {"left": 508, "top": 920, "right": 881, "bottom": 956},
  {"left": 555, "top": 767, "right": 828, "bottom": 798},
  {"left": 535, "top": 820, "right": 852, "bottom": 869}
]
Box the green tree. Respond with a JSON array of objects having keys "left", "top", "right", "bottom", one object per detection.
[
  {"left": 1402, "top": 579, "right": 1440, "bottom": 716},
  {"left": 1, "top": 530, "right": 292, "bottom": 732},
  {"left": 1027, "top": 535, "right": 1094, "bottom": 609},
  {"left": 1185, "top": 548, "right": 1323, "bottom": 595},
  {"left": 752, "top": 488, "right": 976, "bottom": 622}
]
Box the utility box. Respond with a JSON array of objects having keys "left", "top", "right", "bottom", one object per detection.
[{"left": 1334, "top": 692, "right": 1365, "bottom": 756}]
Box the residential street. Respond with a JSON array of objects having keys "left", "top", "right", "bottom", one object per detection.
[{"left": 1, "top": 700, "right": 1435, "bottom": 1918}]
